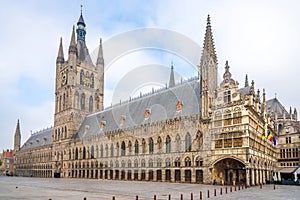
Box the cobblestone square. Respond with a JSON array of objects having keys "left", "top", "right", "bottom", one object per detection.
[{"left": 0, "top": 176, "right": 299, "bottom": 200}]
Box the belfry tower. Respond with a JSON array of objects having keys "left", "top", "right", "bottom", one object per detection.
[
  {"left": 199, "top": 15, "right": 218, "bottom": 118},
  {"left": 54, "top": 9, "right": 104, "bottom": 142},
  {"left": 53, "top": 8, "right": 104, "bottom": 177}
]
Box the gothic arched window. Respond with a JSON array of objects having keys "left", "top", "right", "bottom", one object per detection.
[
  {"left": 91, "top": 145, "right": 95, "bottom": 159},
  {"left": 110, "top": 143, "right": 114, "bottom": 157},
  {"left": 185, "top": 132, "right": 192, "bottom": 152},
  {"left": 149, "top": 137, "right": 154, "bottom": 154},
  {"left": 83, "top": 146, "right": 86, "bottom": 159},
  {"left": 134, "top": 140, "right": 139, "bottom": 155},
  {"left": 91, "top": 73, "right": 94, "bottom": 88},
  {"left": 166, "top": 135, "right": 171, "bottom": 153},
  {"left": 80, "top": 69, "right": 84, "bottom": 85},
  {"left": 80, "top": 93, "right": 85, "bottom": 110},
  {"left": 121, "top": 141, "right": 126, "bottom": 156},
  {"left": 175, "top": 134, "right": 181, "bottom": 152},
  {"left": 89, "top": 96, "right": 93, "bottom": 112}
]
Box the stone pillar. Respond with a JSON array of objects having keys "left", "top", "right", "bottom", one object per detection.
[
  {"left": 266, "top": 170, "right": 270, "bottom": 182},
  {"left": 162, "top": 169, "right": 166, "bottom": 182},
  {"left": 171, "top": 169, "right": 175, "bottom": 182},
  {"left": 138, "top": 169, "right": 141, "bottom": 181},
  {"left": 246, "top": 168, "right": 250, "bottom": 187},
  {"left": 145, "top": 169, "right": 149, "bottom": 181},
  {"left": 262, "top": 170, "right": 266, "bottom": 184},
  {"left": 153, "top": 170, "right": 157, "bottom": 181},
  {"left": 181, "top": 169, "right": 185, "bottom": 183},
  {"left": 255, "top": 169, "right": 259, "bottom": 185},
  {"left": 259, "top": 169, "right": 262, "bottom": 184},
  {"left": 191, "top": 168, "right": 195, "bottom": 183}
]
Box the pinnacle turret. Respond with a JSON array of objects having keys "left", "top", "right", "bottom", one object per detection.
[
  {"left": 169, "top": 63, "right": 175, "bottom": 88},
  {"left": 245, "top": 74, "right": 249, "bottom": 87},
  {"left": 250, "top": 80, "right": 255, "bottom": 96},
  {"left": 56, "top": 37, "right": 64, "bottom": 64},
  {"left": 96, "top": 38, "right": 104, "bottom": 66},
  {"left": 69, "top": 26, "right": 77, "bottom": 54}
]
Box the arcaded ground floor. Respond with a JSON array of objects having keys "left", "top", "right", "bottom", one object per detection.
[{"left": 1, "top": 176, "right": 300, "bottom": 200}]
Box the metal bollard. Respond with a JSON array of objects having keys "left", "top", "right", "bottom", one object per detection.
[
  {"left": 220, "top": 188, "right": 222, "bottom": 195},
  {"left": 200, "top": 191, "right": 202, "bottom": 200},
  {"left": 214, "top": 188, "right": 216, "bottom": 196},
  {"left": 83, "top": 198, "right": 87, "bottom": 200},
  {"left": 207, "top": 190, "right": 210, "bottom": 198},
  {"left": 226, "top": 187, "right": 228, "bottom": 194},
  {"left": 168, "top": 194, "right": 171, "bottom": 200},
  {"left": 191, "top": 192, "right": 193, "bottom": 200},
  {"left": 154, "top": 194, "right": 156, "bottom": 200},
  {"left": 136, "top": 195, "right": 138, "bottom": 200},
  {"left": 112, "top": 197, "right": 115, "bottom": 200},
  {"left": 260, "top": 184, "right": 262, "bottom": 189},
  {"left": 180, "top": 194, "right": 183, "bottom": 200},
  {"left": 238, "top": 185, "right": 240, "bottom": 190}
]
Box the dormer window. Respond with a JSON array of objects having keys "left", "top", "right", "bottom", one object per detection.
[
  {"left": 84, "top": 125, "right": 90, "bottom": 134},
  {"left": 224, "top": 90, "right": 231, "bottom": 103},
  {"left": 176, "top": 101, "right": 183, "bottom": 111},
  {"left": 120, "top": 115, "right": 126, "bottom": 126},
  {"left": 100, "top": 121, "right": 106, "bottom": 129},
  {"left": 145, "top": 109, "right": 150, "bottom": 119}
]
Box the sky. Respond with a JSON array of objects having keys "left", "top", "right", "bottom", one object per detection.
[{"left": 1, "top": 0, "right": 300, "bottom": 150}]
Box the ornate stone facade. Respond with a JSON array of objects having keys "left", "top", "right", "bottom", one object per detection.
[{"left": 14, "top": 11, "right": 299, "bottom": 186}]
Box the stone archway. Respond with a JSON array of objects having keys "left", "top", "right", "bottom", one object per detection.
[{"left": 213, "top": 158, "right": 245, "bottom": 185}]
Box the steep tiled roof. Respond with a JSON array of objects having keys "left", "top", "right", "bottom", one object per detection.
[
  {"left": 19, "top": 127, "right": 53, "bottom": 152},
  {"left": 76, "top": 79, "right": 201, "bottom": 138},
  {"left": 238, "top": 86, "right": 251, "bottom": 95},
  {"left": 266, "top": 98, "right": 289, "bottom": 117}
]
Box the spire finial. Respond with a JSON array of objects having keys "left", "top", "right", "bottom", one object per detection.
[
  {"left": 223, "top": 60, "right": 232, "bottom": 81},
  {"left": 80, "top": 4, "right": 83, "bottom": 14},
  {"left": 207, "top": 14, "right": 211, "bottom": 26},
  {"left": 250, "top": 80, "right": 255, "bottom": 96},
  {"left": 96, "top": 37, "right": 104, "bottom": 66},
  {"left": 245, "top": 74, "right": 249, "bottom": 87}
]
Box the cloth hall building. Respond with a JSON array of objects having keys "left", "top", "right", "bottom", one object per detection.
[{"left": 13, "top": 11, "right": 300, "bottom": 186}]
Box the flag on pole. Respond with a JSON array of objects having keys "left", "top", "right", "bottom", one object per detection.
[
  {"left": 262, "top": 129, "right": 266, "bottom": 139},
  {"left": 273, "top": 135, "right": 277, "bottom": 146},
  {"left": 268, "top": 132, "right": 273, "bottom": 142}
]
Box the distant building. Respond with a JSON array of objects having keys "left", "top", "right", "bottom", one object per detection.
[
  {"left": 2, "top": 149, "right": 14, "bottom": 176},
  {"left": 13, "top": 10, "right": 300, "bottom": 186}
]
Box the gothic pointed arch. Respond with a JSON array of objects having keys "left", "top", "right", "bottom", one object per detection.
[
  {"left": 89, "top": 95, "right": 93, "bottom": 112},
  {"left": 80, "top": 93, "right": 85, "bottom": 110}
]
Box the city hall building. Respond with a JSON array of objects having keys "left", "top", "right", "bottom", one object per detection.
[{"left": 13, "top": 11, "right": 300, "bottom": 186}]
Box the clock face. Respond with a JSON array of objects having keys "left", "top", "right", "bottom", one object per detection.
[{"left": 61, "top": 73, "right": 67, "bottom": 86}]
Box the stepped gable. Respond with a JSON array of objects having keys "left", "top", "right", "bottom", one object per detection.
[{"left": 76, "top": 79, "right": 200, "bottom": 138}]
